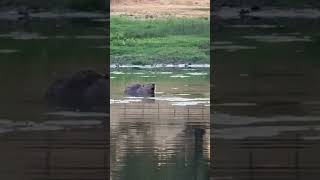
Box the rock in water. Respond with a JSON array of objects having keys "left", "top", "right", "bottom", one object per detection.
[
  {"left": 124, "top": 83, "right": 155, "bottom": 97},
  {"left": 46, "top": 70, "right": 109, "bottom": 111}
]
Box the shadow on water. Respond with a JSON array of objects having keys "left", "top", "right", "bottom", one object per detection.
[{"left": 0, "top": 15, "right": 109, "bottom": 179}]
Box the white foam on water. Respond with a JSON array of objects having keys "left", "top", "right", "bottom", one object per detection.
[
  {"left": 110, "top": 98, "right": 143, "bottom": 104},
  {"left": 158, "top": 72, "right": 173, "bottom": 74},
  {"left": 151, "top": 96, "right": 209, "bottom": 106},
  {"left": 185, "top": 72, "right": 208, "bottom": 76},
  {"left": 111, "top": 71, "right": 126, "bottom": 75},
  {"left": 110, "top": 64, "right": 210, "bottom": 69},
  {"left": 182, "top": 68, "right": 197, "bottom": 71},
  {"left": 152, "top": 97, "right": 209, "bottom": 102},
  {"left": 170, "top": 75, "right": 190, "bottom": 78},
  {"left": 171, "top": 101, "right": 208, "bottom": 106},
  {"left": 139, "top": 75, "right": 156, "bottom": 78},
  {"left": 111, "top": 96, "right": 209, "bottom": 106}
]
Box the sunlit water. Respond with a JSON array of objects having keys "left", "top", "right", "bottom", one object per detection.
[{"left": 111, "top": 68, "right": 210, "bottom": 180}]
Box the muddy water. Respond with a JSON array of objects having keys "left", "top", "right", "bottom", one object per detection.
[
  {"left": 0, "top": 15, "right": 108, "bottom": 179},
  {"left": 111, "top": 68, "right": 210, "bottom": 180}
]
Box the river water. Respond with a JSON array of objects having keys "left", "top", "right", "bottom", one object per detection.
[{"left": 110, "top": 67, "right": 210, "bottom": 180}]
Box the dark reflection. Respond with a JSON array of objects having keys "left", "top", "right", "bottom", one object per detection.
[
  {"left": 0, "top": 13, "right": 109, "bottom": 180},
  {"left": 111, "top": 103, "right": 210, "bottom": 180},
  {"left": 211, "top": 103, "right": 320, "bottom": 180},
  {"left": 211, "top": 2, "right": 320, "bottom": 180},
  {"left": 46, "top": 69, "right": 109, "bottom": 112}
]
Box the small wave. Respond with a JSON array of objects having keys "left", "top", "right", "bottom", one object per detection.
[
  {"left": 110, "top": 64, "right": 210, "bottom": 69},
  {"left": 170, "top": 75, "right": 190, "bottom": 78},
  {"left": 110, "top": 98, "right": 143, "bottom": 104},
  {"left": 111, "top": 71, "right": 126, "bottom": 75},
  {"left": 185, "top": 72, "right": 208, "bottom": 76}
]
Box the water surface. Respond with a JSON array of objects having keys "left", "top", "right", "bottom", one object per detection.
[
  {"left": 0, "top": 15, "right": 108, "bottom": 179},
  {"left": 111, "top": 67, "right": 210, "bottom": 180}
]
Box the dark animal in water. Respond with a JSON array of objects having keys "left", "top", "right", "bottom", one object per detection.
[
  {"left": 185, "top": 63, "right": 192, "bottom": 68},
  {"left": 239, "top": 9, "right": 250, "bottom": 18},
  {"left": 46, "top": 70, "right": 109, "bottom": 111},
  {"left": 251, "top": 5, "right": 261, "bottom": 11},
  {"left": 124, "top": 83, "right": 155, "bottom": 97},
  {"left": 17, "top": 6, "right": 30, "bottom": 21}
]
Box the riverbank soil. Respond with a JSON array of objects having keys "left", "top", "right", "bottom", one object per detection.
[{"left": 111, "top": 0, "right": 209, "bottom": 18}]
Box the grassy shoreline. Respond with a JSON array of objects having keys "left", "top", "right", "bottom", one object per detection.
[{"left": 110, "top": 16, "right": 210, "bottom": 65}]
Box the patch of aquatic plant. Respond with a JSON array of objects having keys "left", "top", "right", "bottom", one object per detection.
[{"left": 111, "top": 16, "right": 210, "bottom": 64}]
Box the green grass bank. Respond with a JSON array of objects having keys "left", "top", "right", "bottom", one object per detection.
[{"left": 110, "top": 16, "right": 210, "bottom": 65}]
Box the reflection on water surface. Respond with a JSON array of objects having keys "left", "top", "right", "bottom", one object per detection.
[
  {"left": 111, "top": 68, "right": 210, "bottom": 180},
  {"left": 0, "top": 14, "right": 108, "bottom": 179}
]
